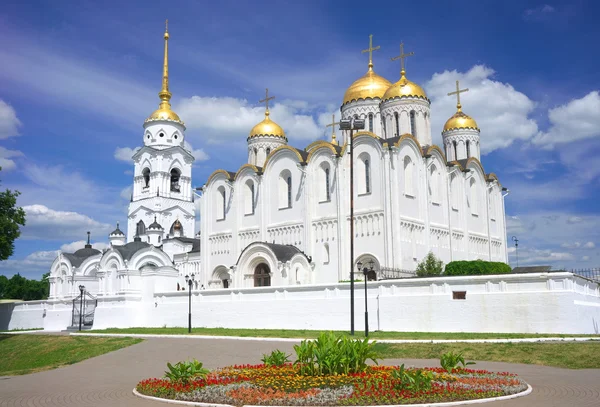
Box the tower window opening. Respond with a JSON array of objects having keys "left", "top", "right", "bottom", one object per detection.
[
  {"left": 287, "top": 176, "right": 292, "bottom": 208},
  {"left": 170, "top": 168, "right": 181, "bottom": 192},
  {"left": 266, "top": 147, "right": 271, "bottom": 155},
  {"left": 453, "top": 141, "right": 458, "bottom": 160},
  {"left": 159, "top": 132, "right": 164, "bottom": 137},
  {"left": 466, "top": 140, "right": 471, "bottom": 158},
  {"left": 365, "top": 159, "right": 371, "bottom": 194},
  {"left": 325, "top": 167, "right": 331, "bottom": 201},
  {"left": 174, "top": 134, "right": 178, "bottom": 139},
  {"left": 410, "top": 110, "right": 417, "bottom": 137},
  {"left": 136, "top": 220, "right": 146, "bottom": 236},
  {"left": 394, "top": 112, "right": 400, "bottom": 136},
  {"left": 142, "top": 168, "right": 150, "bottom": 188},
  {"left": 368, "top": 114, "right": 374, "bottom": 132}
]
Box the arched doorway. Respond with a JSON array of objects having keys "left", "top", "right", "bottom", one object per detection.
[{"left": 254, "top": 263, "right": 271, "bottom": 287}]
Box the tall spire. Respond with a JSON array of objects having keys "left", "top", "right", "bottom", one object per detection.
[{"left": 158, "top": 19, "right": 172, "bottom": 110}]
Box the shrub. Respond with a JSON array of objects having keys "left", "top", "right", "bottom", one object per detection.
[
  {"left": 293, "top": 331, "right": 379, "bottom": 376},
  {"left": 444, "top": 260, "right": 512, "bottom": 276},
  {"left": 416, "top": 252, "right": 444, "bottom": 277},
  {"left": 440, "top": 351, "right": 475, "bottom": 373},
  {"left": 164, "top": 359, "right": 210, "bottom": 384},
  {"left": 261, "top": 349, "right": 291, "bottom": 367}
]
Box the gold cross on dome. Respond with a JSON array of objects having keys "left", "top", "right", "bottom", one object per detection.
[
  {"left": 259, "top": 88, "right": 275, "bottom": 111},
  {"left": 362, "top": 34, "right": 380, "bottom": 67},
  {"left": 325, "top": 114, "right": 340, "bottom": 144},
  {"left": 390, "top": 42, "right": 414, "bottom": 76},
  {"left": 447, "top": 80, "right": 469, "bottom": 111}
]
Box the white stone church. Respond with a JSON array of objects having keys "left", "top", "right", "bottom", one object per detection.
[{"left": 47, "top": 26, "right": 509, "bottom": 301}]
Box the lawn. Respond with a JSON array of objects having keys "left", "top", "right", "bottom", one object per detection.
[
  {"left": 0, "top": 334, "right": 142, "bottom": 375},
  {"left": 374, "top": 341, "right": 600, "bottom": 369},
  {"left": 91, "top": 326, "right": 600, "bottom": 340}
]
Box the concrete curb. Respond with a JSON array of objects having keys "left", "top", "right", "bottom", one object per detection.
[
  {"left": 132, "top": 384, "right": 532, "bottom": 407},
  {"left": 71, "top": 332, "right": 600, "bottom": 344}
]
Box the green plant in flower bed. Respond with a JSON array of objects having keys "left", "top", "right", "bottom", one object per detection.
[
  {"left": 440, "top": 351, "right": 475, "bottom": 373},
  {"left": 137, "top": 364, "right": 529, "bottom": 405},
  {"left": 262, "top": 349, "right": 291, "bottom": 367},
  {"left": 164, "top": 359, "right": 210, "bottom": 384}
]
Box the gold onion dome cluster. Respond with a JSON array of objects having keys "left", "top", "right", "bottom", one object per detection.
[
  {"left": 249, "top": 110, "right": 287, "bottom": 140},
  {"left": 342, "top": 65, "right": 392, "bottom": 105},
  {"left": 382, "top": 69, "right": 428, "bottom": 102},
  {"left": 443, "top": 107, "right": 479, "bottom": 132}
]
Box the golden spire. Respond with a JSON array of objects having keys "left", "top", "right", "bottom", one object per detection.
[
  {"left": 362, "top": 34, "right": 381, "bottom": 70},
  {"left": 447, "top": 80, "right": 469, "bottom": 112},
  {"left": 259, "top": 88, "right": 275, "bottom": 117},
  {"left": 390, "top": 42, "right": 414, "bottom": 79},
  {"left": 325, "top": 114, "right": 340, "bottom": 145}
]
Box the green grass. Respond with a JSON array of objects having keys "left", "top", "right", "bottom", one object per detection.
[
  {"left": 0, "top": 328, "right": 43, "bottom": 332},
  {"left": 0, "top": 334, "right": 142, "bottom": 375},
  {"left": 374, "top": 341, "right": 600, "bottom": 369},
  {"left": 90, "top": 327, "right": 600, "bottom": 340}
]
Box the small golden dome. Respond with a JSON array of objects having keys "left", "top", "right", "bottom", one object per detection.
[
  {"left": 343, "top": 66, "right": 392, "bottom": 105},
  {"left": 382, "top": 70, "right": 428, "bottom": 102},
  {"left": 249, "top": 110, "right": 287, "bottom": 140},
  {"left": 443, "top": 110, "right": 479, "bottom": 132}
]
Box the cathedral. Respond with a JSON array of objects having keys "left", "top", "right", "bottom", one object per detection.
[{"left": 48, "top": 26, "right": 507, "bottom": 300}]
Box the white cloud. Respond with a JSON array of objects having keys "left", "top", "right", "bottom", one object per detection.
[
  {"left": 533, "top": 91, "right": 600, "bottom": 148},
  {"left": 183, "top": 141, "right": 210, "bottom": 162},
  {"left": 583, "top": 242, "right": 595, "bottom": 249},
  {"left": 524, "top": 4, "right": 556, "bottom": 20},
  {"left": 0, "top": 146, "right": 24, "bottom": 171},
  {"left": 175, "top": 96, "right": 324, "bottom": 145},
  {"left": 561, "top": 242, "right": 581, "bottom": 249},
  {"left": 114, "top": 147, "right": 140, "bottom": 163},
  {"left": 581, "top": 256, "right": 590, "bottom": 262},
  {"left": 425, "top": 65, "right": 538, "bottom": 153},
  {"left": 120, "top": 186, "right": 132, "bottom": 201},
  {"left": 60, "top": 240, "right": 110, "bottom": 253},
  {"left": 20, "top": 204, "right": 112, "bottom": 240},
  {"left": 0, "top": 99, "right": 21, "bottom": 139}
]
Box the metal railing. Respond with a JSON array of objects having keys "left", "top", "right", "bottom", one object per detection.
[
  {"left": 571, "top": 268, "right": 600, "bottom": 283},
  {"left": 377, "top": 267, "right": 417, "bottom": 280}
]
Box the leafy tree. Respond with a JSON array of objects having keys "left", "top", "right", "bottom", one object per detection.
[
  {"left": 0, "top": 273, "right": 49, "bottom": 301},
  {"left": 0, "top": 166, "right": 26, "bottom": 260},
  {"left": 416, "top": 252, "right": 444, "bottom": 277}
]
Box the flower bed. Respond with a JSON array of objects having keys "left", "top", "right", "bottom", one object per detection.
[{"left": 136, "top": 364, "right": 528, "bottom": 406}]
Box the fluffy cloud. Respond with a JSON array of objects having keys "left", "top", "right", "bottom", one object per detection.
[
  {"left": 561, "top": 241, "right": 596, "bottom": 249},
  {"left": 0, "top": 146, "right": 24, "bottom": 171},
  {"left": 114, "top": 147, "right": 140, "bottom": 163},
  {"left": 175, "top": 96, "right": 324, "bottom": 145},
  {"left": 425, "top": 65, "right": 539, "bottom": 153},
  {"left": 20, "top": 204, "right": 112, "bottom": 240},
  {"left": 533, "top": 91, "right": 600, "bottom": 148},
  {"left": 523, "top": 4, "right": 555, "bottom": 20},
  {"left": 59, "top": 240, "right": 110, "bottom": 252},
  {"left": 0, "top": 99, "right": 21, "bottom": 139}
]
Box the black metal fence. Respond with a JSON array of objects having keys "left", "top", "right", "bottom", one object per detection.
[
  {"left": 71, "top": 291, "right": 98, "bottom": 327},
  {"left": 377, "top": 267, "right": 417, "bottom": 280}
]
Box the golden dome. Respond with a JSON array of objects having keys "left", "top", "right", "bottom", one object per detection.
[
  {"left": 382, "top": 70, "right": 428, "bottom": 102},
  {"left": 249, "top": 110, "right": 287, "bottom": 140},
  {"left": 343, "top": 66, "right": 392, "bottom": 105},
  {"left": 144, "top": 20, "right": 184, "bottom": 126},
  {"left": 443, "top": 109, "right": 479, "bottom": 132}
]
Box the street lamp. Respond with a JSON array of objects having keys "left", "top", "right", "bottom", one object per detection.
[
  {"left": 511, "top": 236, "right": 519, "bottom": 268},
  {"left": 339, "top": 117, "right": 365, "bottom": 336},
  {"left": 78, "top": 285, "right": 85, "bottom": 332},
  {"left": 356, "top": 259, "right": 375, "bottom": 337},
  {"left": 185, "top": 274, "right": 195, "bottom": 333}
]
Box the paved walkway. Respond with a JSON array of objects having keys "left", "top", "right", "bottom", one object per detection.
[{"left": 0, "top": 337, "right": 598, "bottom": 407}]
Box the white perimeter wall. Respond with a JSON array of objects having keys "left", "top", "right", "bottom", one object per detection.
[{"left": 3, "top": 273, "right": 600, "bottom": 334}]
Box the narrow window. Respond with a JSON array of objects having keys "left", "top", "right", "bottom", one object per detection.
[
  {"left": 323, "top": 243, "right": 330, "bottom": 264},
  {"left": 325, "top": 167, "right": 331, "bottom": 201},
  {"left": 368, "top": 114, "right": 373, "bottom": 132},
  {"left": 410, "top": 110, "right": 417, "bottom": 137},
  {"left": 142, "top": 168, "right": 150, "bottom": 188},
  {"left": 365, "top": 159, "right": 371, "bottom": 194},
  {"left": 136, "top": 220, "right": 146, "bottom": 236},
  {"left": 170, "top": 169, "right": 181, "bottom": 192},
  {"left": 253, "top": 148, "right": 258, "bottom": 165},
  {"left": 217, "top": 186, "right": 226, "bottom": 220},
  {"left": 287, "top": 176, "right": 292, "bottom": 208},
  {"left": 453, "top": 141, "right": 458, "bottom": 160},
  {"left": 222, "top": 188, "right": 226, "bottom": 219},
  {"left": 266, "top": 147, "right": 271, "bottom": 156},
  {"left": 466, "top": 140, "right": 471, "bottom": 158},
  {"left": 245, "top": 181, "right": 255, "bottom": 215},
  {"left": 394, "top": 112, "right": 400, "bottom": 136},
  {"left": 251, "top": 183, "right": 255, "bottom": 213},
  {"left": 470, "top": 179, "right": 478, "bottom": 215},
  {"left": 404, "top": 156, "right": 413, "bottom": 196}
]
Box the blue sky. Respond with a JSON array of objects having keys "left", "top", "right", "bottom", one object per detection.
[{"left": 1, "top": 0, "right": 599, "bottom": 278}]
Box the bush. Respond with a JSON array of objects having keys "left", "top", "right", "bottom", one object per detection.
[
  {"left": 416, "top": 252, "right": 444, "bottom": 277},
  {"left": 444, "top": 260, "right": 512, "bottom": 276},
  {"left": 293, "top": 332, "right": 379, "bottom": 376},
  {"left": 164, "top": 359, "right": 209, "bottom": 384}
]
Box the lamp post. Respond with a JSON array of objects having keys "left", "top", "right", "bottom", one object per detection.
[
  {"left": 78, "top": 285, "right": 85, "bottom": 332},
  {"left": 512, "top": 236, "right": 519, "bottom": 268},
  {"left": 185, "top": 274, "right": 195, "bottom": 333},
  {"left": 356, "top": 259, "right": 375, "bottom": 337},
  {"left": 339, "top": 117, "right": 365, "bottom": 336}
]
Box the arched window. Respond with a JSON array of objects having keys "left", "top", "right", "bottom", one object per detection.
[
  {"left": 453, "top": 141, "right": 458, "bottom": 160},
  {"left": 357, "top": 153, "right": 371, "bottom": 195},
  {"left": 169, "top": 221, "right": 184, "bottom": 236},
  {"left": 136, "top": 220, "right": 146, "bottom": 236},
  {"left": 410, "top": 110, "right": 417, "bottom": 137},
  {"left": 450, "top": 173, "right": 459, "bottom": 210},
  {"left": 469, "top": 178, "right": 478, "bottom": 215},
  {"left": 323, "top": 243, "right": 330, "bottom": 264},
  {"left": 170, "top": 168, "right": 181, "bottom": 192},
  {"left": 244, "top": 180, "right": 255, "bottom": 215},
  {"left": 254, "top": 263, "right": 271, "bottom": 287},
  {"left": 142, "top": 168, "right": 150, "bottom": 188},
  {"left": 266, "top": 147, "right": 271, "bottom": 156},
  {"left": 404, "top": 156, "right": 414, "bottom": 196},
  {"left": 217, "top": 186, "right": 226, "bottom": 220},
  {"left": 253, "top": 148, "right": 258, "bottom": 165},
  {"left": 278, "top": 170, "right": 292, "bottom": 209},
  {"left": 429, "top": 165, "right": 439, "bottom": 203},
  {"left": 364, "top": 159, "right": 371, "bottom": 194},
  {"left": 394, "top": 112, "right": 400, "bottom": 136},
  {"left": 319, "top": 164, "right": 331, "bottom": 202},
  {"left": 466, "top": 140, "right": 471, "bottom": 158},
  {"left": 368, "top": 113, "right": 374, "bottom": 132},
  {"left": 325, "top": 167, "right": 331, "bottom": 201}
]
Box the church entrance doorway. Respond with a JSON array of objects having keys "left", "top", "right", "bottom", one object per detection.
[{"left": 254, "top": 263, "right": 271, "bottom": 287}]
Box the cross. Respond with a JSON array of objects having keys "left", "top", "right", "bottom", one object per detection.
[
  {"left": 325, "top": 114, "right": 340, "bottom": 144},
  {"left": 447, "top": 80, "right": 469, "bottom": 111},
  {"left": 390, "top": 42, "right": 414, "bottom": 76},
  {"left": 361, "top": 34, "right": 380, "bottom": 67},
  {"left": 259, "top": 88, "right": 275, "bottom": 111}
]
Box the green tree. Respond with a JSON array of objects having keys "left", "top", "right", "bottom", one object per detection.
[
  {"left": 0, "top": 166, "right": 26, "bottom": 260},
  {"left": 416, "top": 252, "right": 444, "bottom": 277}
]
